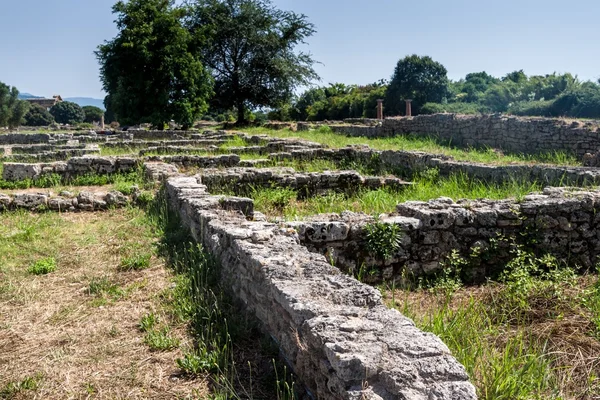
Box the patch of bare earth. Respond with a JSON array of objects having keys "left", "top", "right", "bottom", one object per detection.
[{"left": 0, "top": 209, "right": 208, "bottom": 399}]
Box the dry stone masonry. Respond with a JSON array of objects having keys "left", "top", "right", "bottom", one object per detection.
[
  {"left": 6, "top": 120, "right": 600, "bottom": 398},
  {"left": 289, "top": 187, "right": 600, "bottom": 283},
  {"left": 197, "top": 167, "right": 411, "bottom": 198},
  {"left": 166, "top": 175, "right": 477, "bottom": 400},
  {"left": 302, "top": 114, "right": 600, "bottom": 158},
  {"left": 0, "top": 189, "right": 132, "bottom": 212}
]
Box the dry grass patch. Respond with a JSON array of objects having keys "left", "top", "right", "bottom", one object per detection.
[{"left": 0, "top": 209, "right": 208, "bottom": 399}]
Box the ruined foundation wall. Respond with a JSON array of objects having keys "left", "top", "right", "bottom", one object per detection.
[
  {"left": 309, "top": 114, "right": 600, "bottom": 158},
  {"left": 165, "top": 176, "right": 476, "bottom": 400},
  {"left": 277, "top": 147, "right": 600, "bottom": 186},
  {"left": 290, "top": 187, "right": 600, "bottom": 282}
]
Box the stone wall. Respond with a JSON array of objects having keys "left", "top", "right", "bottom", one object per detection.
[
  {"left": 271, "top": 147, "right": 600, "bottom": 186},
  {"left": 289, "top": 187, "right": 600, "bottom": 283},
  {"left": 198, "top": 167, "right": 410, "bottom": 198},
  {"left": 0, "top": 190, "right": 132, "bottom": 212},
  {"left": 166, "top": 176, "right": 476, "bottom": 400},
  {"left": 2, "top": 156, "right": 139, "bottom": 181},
  {"left": 313, "top": 114, "right": 600, "bottom": 158}
]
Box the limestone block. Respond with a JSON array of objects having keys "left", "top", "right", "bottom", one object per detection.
[{"left": 12, "top": 193, "right": 47, "bottom": 209}]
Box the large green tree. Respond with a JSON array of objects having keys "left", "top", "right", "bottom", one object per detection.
[
  {"left": 50, "top": 101, "right": 85, "bottom": 124},
  {"left": 385, "top": 55, "right": 449, "bottom": 116},
  {"left": 0, "top": 82, "right": 29, "bottom": 129},
  {"left": 82, "top": 105, "right": 105, "bottom": 123},
  {"left": 24, "top": 104, "right": 55, "bottom": 126},
  {"left": 187, "top": 0, "right": 319, "bottom": 124},
  {"left": 96, "top": 0, "right": 212, "bottom": 129}
]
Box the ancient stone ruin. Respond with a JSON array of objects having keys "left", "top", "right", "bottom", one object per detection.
[{"left": 5, "top": 115, "right": 600, "bottom": 399}]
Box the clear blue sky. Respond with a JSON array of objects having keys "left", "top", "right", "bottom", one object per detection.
[{"left": 1, "top": 0, "right": 598, "bottom": 99}]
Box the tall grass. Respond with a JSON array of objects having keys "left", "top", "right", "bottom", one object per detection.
[
  {"left": 234, "top": 172, "right": 543, "bottom": 219},
  {"left": 145, "top": 190, "right": 296, "bottom": 399},
  {"left": 383, "top": 247, "right": 600, "bottom": 399},
  {"left": 240, "top": 127, "right": 580, "bottom": 166}
]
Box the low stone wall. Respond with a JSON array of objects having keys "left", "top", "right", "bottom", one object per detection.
[
  {"left": 272, "top": 147, "right": 600, "bottom": 186},
  {"left": 127, "top": 129, "right": 191, "bottom": 140},
  {"left": 166, "top": 175, "right": 476, "bottom": 400},
  {"left": 317, "top": 114, "right": 600, "bottom": 158},
  {"left": 0, "top": 133, "right": 51, "bottom": 145},
  {"left": 2, "top": 156, "right": 139, "bottom": 181},
  {"left": 6, "top": 148, "right": 101, "bottom": 162},
  {"left": 198, "top": 167, "right": 411, "bottom": 198},
  {"left": 0, "top": 190, "right": 131, "bottom": 212},
  {"left": 288, "top": 187, "right": 600, "bottom": 283},
  {"left": 143, "top": 154, "right": 241, "bottom": 169}
]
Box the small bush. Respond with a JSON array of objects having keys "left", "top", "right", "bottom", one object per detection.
[
  {"left": 28, "top": 257, "right": 57, "bottom": 275},
  {"left": 364, "top": 221, "right": 403, "bottom": 260}
]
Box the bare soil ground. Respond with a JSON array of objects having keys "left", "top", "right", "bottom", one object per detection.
[{"left": 0, "top": 209, "right": 208, "bottom": 399}]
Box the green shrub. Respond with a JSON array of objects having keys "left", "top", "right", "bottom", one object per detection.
[
  {"left": 49, "top": 101, "right": 85, "bottom": 124},
  {"left": 364, "top": 221, "right": 402, "bottom": 260},
  {"left": 24, "top": 104, "right": 55, "bottom": 126},
  {"left": 28, "top": 257, "right": 57, "bottom": 275},
  {"left": 508, "top": 100, "right": 554, "bottom": 117}
]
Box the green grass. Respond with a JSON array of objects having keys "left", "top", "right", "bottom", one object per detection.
[
  {"left": 87, "top": 276, "right": 124, "bottom": 298},
  {"left": 240, "top": 126, "right": 580, "bottom": 166},
  {"left": 383, "top": 247, "right": 600, "bottom": 399},
  {"left": 27, "top": 257, "right": 57, "bottom": 275},
  {"left": 227, "top": 171, "right": 543, "bottom": 219},
  {"left": 146, "top": 189, "right": 296, "bottom": 399},
  {"left": 119, "top": 252, "right": 152, "bottom": 271},
  {"left": 144, "top": 327, "right": 180, "bottom": 351},
  {"left": 0, "top": 373, "right": 44, "bottom": 399},
  {"left": 0, "top": 169, "right": 147, "bottom": 192}
]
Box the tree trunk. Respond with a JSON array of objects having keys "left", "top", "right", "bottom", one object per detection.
[{"left": 237, "top": 100, "right": 246, "bottom": 125}]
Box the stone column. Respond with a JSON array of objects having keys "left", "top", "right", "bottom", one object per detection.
[
  {"left": 376, "top": 99, "right": 384, "bottom": 120},
  {"left": 101, "top": 115, "right": 105, "bottom": 130},
  {"left": 405, "top": 99, "right": 412, "bottom": 117}
]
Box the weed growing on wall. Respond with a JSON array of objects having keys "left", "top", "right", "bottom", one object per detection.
[{"left": 364, "top": 221, "right": 402, "bottom": 260}]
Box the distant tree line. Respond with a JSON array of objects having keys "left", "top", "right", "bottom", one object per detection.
[
  {"left": 272, "top": 55, "right": 600, "bottom": 121},
  {"left": 0, "top": 82, "right": 106, "bottom": 128}
]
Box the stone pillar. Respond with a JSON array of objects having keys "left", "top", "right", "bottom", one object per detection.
[
  {"left": 405, "top": 99, "right": 412, "bottom": 117},
  {"left": 376, "top": 99, "right": 384, "bottom": 120},
  {"left": 101, "top": 115, "right": 105, "bottom": 130}
]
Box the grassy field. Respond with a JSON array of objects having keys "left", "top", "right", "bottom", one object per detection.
[
  {"left": 239, "top": 126, "right": 581, "bottom": 166},
  {"left": 0, "top": 205, "right": 294, "bottom": 399},
  {"left": 219, "top": 171, "right": 543, "bottom": 220},
  {"left": 382, "top": 251, "right": 600, "bottom": 399}
]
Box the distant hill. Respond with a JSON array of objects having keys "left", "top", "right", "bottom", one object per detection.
[
  {"left": 64, "top": 97, "right": 105, "bottom": 110},
  {"left": 17, "top": 93, "right": 105, "bottom": 110},
  {"left": 18, "top": 93, "right": 43, "bottom": 99}
]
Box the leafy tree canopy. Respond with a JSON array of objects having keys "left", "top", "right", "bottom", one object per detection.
[
  {"left": 96, "top": 0, "right": 212, "bottom": 129},
  {"left": 385, "top": 55, "right": 449, "bottom": 116},
  {"left": 50, "top": 101, "right": 85, "bottom": 124},
  {"left": 82, "top": 105, "right": 105, "bottom": 123},
  {"left": 24, "top": 104, "right": 55, "bottom": 126},
  {"left": 0, "top": 82, "right": 30, "bottom": 129},
  {"left": 187, "top": 0, "right": 319, "bottom": 124}
]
